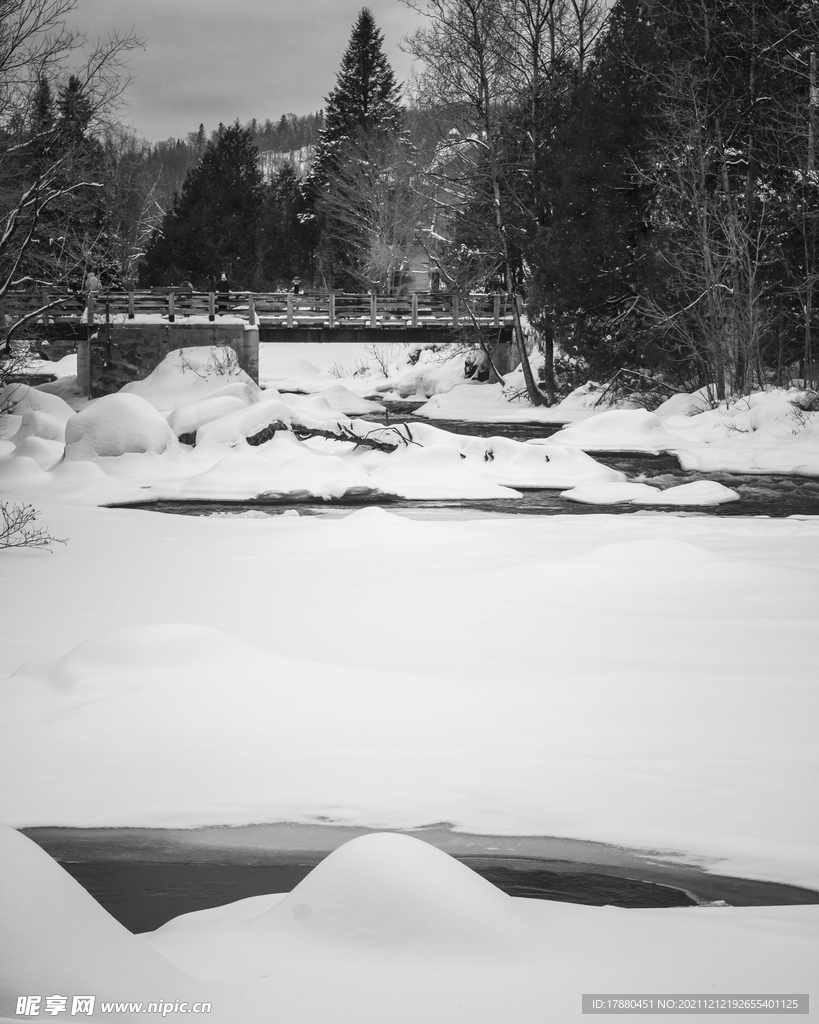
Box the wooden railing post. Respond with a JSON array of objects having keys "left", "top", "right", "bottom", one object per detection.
[
  {"left": 328, "top": 292, "right": 336, "bottom": 329},
  {"left": 168, "top": 291, "right": 175, "bottom": 323},
  {"left": 411, "top": 291, "right": 418, "bottom": 328},
  {"left": 370, "top": 292, "right": 378, "bottom": 326},
  {"left": 208, "top": 293, "right": 215, "bottom": 321},
  {"left": 128, "top": 292, "right": 135, "bottom": 319},
  {"left": 286, "top": 293, "right": 294, "bottom": 328}
]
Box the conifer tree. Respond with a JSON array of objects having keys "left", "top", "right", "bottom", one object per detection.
[
  {"left": 309, "top": 7, "right": 402, "bottom": 189},
  {"left": 305, "top": 7, "right": 403, "bottom": 286},
  {"left": 140, "top": 122, "right": 264, "bottom": 288}
]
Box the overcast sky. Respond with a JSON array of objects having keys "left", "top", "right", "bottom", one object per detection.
[{"left": 70, "top": 0, "right": 423, "bottom": 143}]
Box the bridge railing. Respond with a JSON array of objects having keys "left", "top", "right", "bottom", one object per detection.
[{"left": 2, "top": 288, "right": 515, "bottom": 331}]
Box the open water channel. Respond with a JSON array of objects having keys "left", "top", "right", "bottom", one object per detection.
[{"left": 121, "top": 413, "right": 819, "bottom": 519}]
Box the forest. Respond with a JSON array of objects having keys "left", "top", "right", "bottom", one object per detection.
[{"left": 3, "top": 0, "right": 819, "bottom": 402}]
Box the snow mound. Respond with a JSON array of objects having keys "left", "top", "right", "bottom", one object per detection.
[
  {"left": 562, "top": 479, "right": 740, "bottom": 506},
  {"left": 165, "top": 451, "right": 374, "bottom": 501},
  {"left": 561, "top": 481, "right": 663, "bottom": 504},
  {"left": 166, "top": 395, "right": 248, "bottom": 437},
  {"left": 378, "top": 351, "right": 471, "bottom": 399},
  {"left": 194, "top": 397, "right": 291, "bottom": 448},
  {"left": 369, "top": 445, "right": 520, "bottom": 499},
  {"left": 415, "top": 383, "right": 508, "bottom": 417},
  {"left": 636, "top": 480, "right": 740, "bottom": 505},
  {"left": 655, "top": 391, "right": 715, "bottom": 418},
  {"left": 121, "top": 346, "right": 259, "bottom": 411},
  {"left": 0, "top": 382, "right": 75, "bottom": 422},
  {"left": 146, "top": 834, "right": 524, "bottom": 983},
  {"left": 49, "top": 352, "right": 78, "bottom": 378},
  {"left": 266, "top": 834, "right": 521, "bottom": 951},
  {"left": 11, "top": 409, "right": 67, "bottom": 444},
  {"left": 64, "top": 394, "right": 178, "bottom": 459},
  {"left": 477, "top": 440, "right": 624, "bottom": 489},
  {"left": 554, "top": 409, "right": 682, "bottom": 452},
  {"left": 0, "top": 825, "right": 198, "bottom": 1011},
  {"left": 294, "top": 385, "right": 385, "bottom": 416}
]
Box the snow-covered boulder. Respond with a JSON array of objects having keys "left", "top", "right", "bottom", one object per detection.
[
  {"left": 561, "top": 481, "right": 664, "bottom": 504},
  {"left": 376, "top": 351, "right": 473, "bottom": 399},
  {"left": 369, "top": 445, "right": 520, "bottom": 499},
  {"left": 11, "top": 409, "right": 67, "bottom": 444},
  {"left": 166, "top": 395, "right": 249, "bottom": 438},
  {"left": 121, "top": 346, "right": 260, "bottom": 411},
  {"left": 194, "top": 398, "right": 292, "bottom": 448},
  {"left": 287, "top": 385, "right": 385, "bottom": 417},
  {"left": 553, "top": 409, "right": 682, "bottom": 453},
  {"left": 64, "top": 393, "right": 179, "bottom": 460},
  {"left": 635, "top": 480, "right": 740, "bottom": 505},
  {"left": 0, "top": 382, "right": 75, "bottom": 422}
]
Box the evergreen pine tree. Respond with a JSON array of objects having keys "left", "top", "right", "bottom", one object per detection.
[
  {"left": 57, "top": 75, "right": 93, "bottom": 147},
  {"left": 140, "top": 122, "right": 264, "bottom": 288},
  {"left": 309, "top": 7, "right": 402, "bottom": 189},
  {"left": 306, "top": 7, "right": 403, "bottom": 286}
]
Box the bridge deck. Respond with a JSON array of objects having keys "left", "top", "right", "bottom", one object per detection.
[{"left": 4, "top": 289, "right": 516, "bottom": 332}]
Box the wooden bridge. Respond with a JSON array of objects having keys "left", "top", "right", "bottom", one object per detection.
[{"left": 8, "top": 288, "right": 516, "bottom": 338}]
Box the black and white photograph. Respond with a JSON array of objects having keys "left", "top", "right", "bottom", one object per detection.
[{"left": 0, "top": 0, "right": 817, "bottom": 1020}]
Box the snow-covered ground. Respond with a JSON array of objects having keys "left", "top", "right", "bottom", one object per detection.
[
  {"left": 3, "top": 828, "right": 815, "bottom": 1023},
  {"left": 0, "top": 347, "right": 637, "bottom": 505},
  {"left": 261, "top": 342, "right": 819, "bottom": 477},
  {"left": 1, "top": 343, "right": 817, "bottom": 1021}
]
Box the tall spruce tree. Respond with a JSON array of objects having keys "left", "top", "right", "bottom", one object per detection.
[
  {"left": 140, "top": 122, "right": 264, "bottom": 288},
  {"left": 310, "top": 7, "right": 402, "bottom": 188},
  {"left": 306, "top": 7, "right": 403, "bottom": 286}
]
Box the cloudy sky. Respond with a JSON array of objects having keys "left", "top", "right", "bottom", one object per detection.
[{"left": 71, "top": 0, "right": 423, "bottom": 143}]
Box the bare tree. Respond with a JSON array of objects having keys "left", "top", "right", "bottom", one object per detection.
[
  {"left": 0, "top": 0, "right": 141, "bottom": 351},
  {"left": 404, "top": 0, "right": 549, "bottom": 404},
  {"left": 317, "top": 130, "right": 430, "bottom": 293},
  {"left": 403, "top": 0, "right": 607, "bottom": 404}
]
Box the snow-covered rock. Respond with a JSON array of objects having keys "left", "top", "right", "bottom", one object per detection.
[
  {"left": 194, "top": 397, "right": 292, "bottom": 448},
  {"left": 121, "top": 346, "right": 260, "bottom": 411},
  {"left": 0, "top": 382, "right": 75, "bottom": 422},
  {"left": 553, "top": 409, "right": 683, "bottom": 453},
  {"left": 369, "top": 445, "right": 520, "bottom": 499},
  {"left": 11, "top": 409, "right": 67, "bottom": 444},
  {"left": 166, "top": 395, "right": 249, "bottom": 438},
  {"left": 64, "top": 394, "right": 179, "bottom": 460}
]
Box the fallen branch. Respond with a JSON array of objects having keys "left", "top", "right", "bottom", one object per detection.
[
  {"left": 242, "top": 418, "right": 420, "bottom": 453},
  {"left": 290, "top": 420, "right": 419, "bottom": 453}
]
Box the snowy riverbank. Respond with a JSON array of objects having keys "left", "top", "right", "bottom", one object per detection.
[{"left": 1, "top": 342, "right": 817, "bottom": 1021}]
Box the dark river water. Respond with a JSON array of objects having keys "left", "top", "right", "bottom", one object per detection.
[
  {"left": 121, "top": 418, "right": 819, "bottom": 520},
  {"left": 58, "top": 859, "right": 701, "bottom": 933},
  {"left": 109, "top": 407, "right": 819, "bottom": 518}
]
